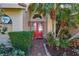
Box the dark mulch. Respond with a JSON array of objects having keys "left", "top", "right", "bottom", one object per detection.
[{"left": 46, "top": 44, "right": 79, "bottom": 56}]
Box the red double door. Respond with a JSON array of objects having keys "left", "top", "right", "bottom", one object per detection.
[{"left": 33, "top": 21, "right": 44, "bottom": 39}]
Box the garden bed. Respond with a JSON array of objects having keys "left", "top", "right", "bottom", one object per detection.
[{"left": 46, "top": 44, "right": 79, "bottom": 56}]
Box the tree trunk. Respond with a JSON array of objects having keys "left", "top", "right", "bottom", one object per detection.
[
  {"left": 53, "top": 4, "right": 56, "bottom": 39},
  {"left": 53, "top": 20, "right": 56, "bottom": 39},
  {"left": 45, "top": 13, "right": 48, "bottom": 37}
]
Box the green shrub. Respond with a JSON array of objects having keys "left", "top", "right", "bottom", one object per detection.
[
  {"left": 8, "top": 31, "right": 33, "bottom": 55},
  {"left": 59, "top": 39, "right": 70, "bottom": 48},
  {"left": 47, "top": 32, "right": 70, "bottom": 48},
  {"left": 48, "top": 37, "right": 70, "bottom": 48}
]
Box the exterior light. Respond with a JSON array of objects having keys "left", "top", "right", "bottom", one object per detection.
[{"left": 1, "top": 15, "right": 12, "bottom": 24}]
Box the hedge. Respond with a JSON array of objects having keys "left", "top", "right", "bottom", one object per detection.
[{"left": 8, "top": 31, "right": 33, "bottom": 55}]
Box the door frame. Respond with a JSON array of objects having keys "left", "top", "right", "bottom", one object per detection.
[{"left": 30, "top": 20, "right": 45, "bottom": 39}]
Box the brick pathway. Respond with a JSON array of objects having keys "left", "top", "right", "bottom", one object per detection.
[{"left": 31, "top": 39, "right": 47, "bottom": 56}]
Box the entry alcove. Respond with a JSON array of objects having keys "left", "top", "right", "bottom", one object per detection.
[{"left": 29, "top": 14, "right": 46, "bottom": 39}]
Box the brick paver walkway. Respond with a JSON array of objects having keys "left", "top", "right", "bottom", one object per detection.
[{"left": 31, "top": 39, "right": 47, "bottom": 56}]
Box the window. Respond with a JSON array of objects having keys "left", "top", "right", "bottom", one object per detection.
[
  {"left": 32, "top": 22, "right": 36, "bottom": 31},
  {"left": 38, "top": 23, "right": 43, "bottom": 32}
]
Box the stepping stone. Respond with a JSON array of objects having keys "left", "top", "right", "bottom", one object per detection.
[{"left": 0, "top": 34, "right": 12, "bottom": 48}]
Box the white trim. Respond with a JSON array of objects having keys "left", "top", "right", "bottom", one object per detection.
[{"left": 43, "top": 43, "right": 51, "bottom": 56}]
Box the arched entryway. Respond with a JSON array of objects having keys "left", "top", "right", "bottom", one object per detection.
[
  {"left": 30, "top": 14, "right": 47, "bottom": 55},
  {"left": 30, "top": 14, "right": 45, "bottom": 39}
]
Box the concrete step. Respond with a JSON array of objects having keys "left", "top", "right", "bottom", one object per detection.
[{"left": 0, "top": 34, "right": 12, "bottom": 47}]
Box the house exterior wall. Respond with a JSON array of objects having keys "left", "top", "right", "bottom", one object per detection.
[
  {"left": 47, "top": 15, "right": 53, "bottom": 33},
  {"left": 4, "top": 8, "right": 24, "bottom": 32},
  {"left": 23, "top": 11, "right": 30, "bottom": 31},
  {"left": 1, "top": 6, "right": 53, "bottom": 33}
]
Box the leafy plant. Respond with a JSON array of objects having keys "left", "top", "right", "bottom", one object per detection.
[
  {"left": 48, "top": 35, "right": 56, "bottom": 46},
  {"left": 28, "top": 3, "right": 54, "bottom": 16},
  {"left": 59, "top": 39, "right": 70, "bottom": 48},
  {"left": 11, "top": 48, "right": 25, "bottom": 56},
  {"left": 47, "top": 32, "right": 59, "bottom": 47},
  {"left": 48, "top": 31, "right": 70, "bottom": 48},
  {"left": 48, "top": 38, "right": 70, "bottom": 48},
  {"left": 0, "top": 44, "right": 26, "bottom": 56}
]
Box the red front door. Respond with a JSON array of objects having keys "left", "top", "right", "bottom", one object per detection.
[{"left": 33, "top": 22, "right": 44, "bottom": 39}]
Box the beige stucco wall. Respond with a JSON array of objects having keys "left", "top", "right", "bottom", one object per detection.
[
  {"left": 47, "top": 15, "right": 53, "bottom": 33},
  {"left": 23, "top": 11, "right": 30, "bottom": 31},
  {"left": 4, "top": 8, "right": 24, "bottom": 32}
]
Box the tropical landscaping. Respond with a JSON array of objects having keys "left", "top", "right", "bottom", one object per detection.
[
  {"left": 28, "top": 3, "right": 79, "bottom": 56},
  {"left": 0, "top": 31, "right": 33, "bottom": 56},
  {"left": 0, "top": 3, "right": 79, "bottom": 56}
]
